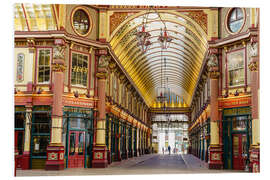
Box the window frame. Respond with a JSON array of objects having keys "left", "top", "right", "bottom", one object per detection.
[
  {"left": 225, "top": 8, "right": 246, "bottom": 35},
  {"left": 36, "top": 48, "right": 52, "bottom": 84},
  {"left": 70, "top": 51, "right": 89, "bottom": 88},
  {"left": 226, "top": 47, "right": 246, "bottom": 88},
  {"left": 71, "top": 6, "right": 93, "bottom": 37}
]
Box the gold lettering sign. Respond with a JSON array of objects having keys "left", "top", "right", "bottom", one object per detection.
[{"left": 223, "top": 107, "right": 251, "bottom": 116}]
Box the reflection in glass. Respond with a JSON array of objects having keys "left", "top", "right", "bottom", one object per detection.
[
  {"left": 78, "top": 133, "right": 84, "bottom": 155},
  {"left": 228, "top": 8, "right": 244, "bottom": 33},
  {"left": 69, "top": 133, "right": 75, "bottom": 155}
]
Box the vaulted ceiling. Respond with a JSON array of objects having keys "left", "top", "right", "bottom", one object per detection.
[{"left": 109, "top": 10, "right": 209, "bottom": 107}]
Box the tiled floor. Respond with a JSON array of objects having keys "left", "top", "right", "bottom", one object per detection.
[{"left": 16, "top": 154, "right": 245, "bottom": 176}]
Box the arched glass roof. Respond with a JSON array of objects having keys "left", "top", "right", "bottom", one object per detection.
[{"left": 110, "top": 10, "right": 208, "bottom": 107}]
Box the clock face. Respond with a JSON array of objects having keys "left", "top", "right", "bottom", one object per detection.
[
  {"left": 72, "top": 9, "right": 90, "bottom": 36},
  {"left": 227, "top": 8, "right": 244, "bottom": 33}
]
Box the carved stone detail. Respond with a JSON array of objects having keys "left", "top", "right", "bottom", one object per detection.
[
  {"left": 248, "top": 42, "right": 258, "bottom": 57},
  {"left": 53, "top": 45, "right": 66, "bottom": 60},
  {"left": 98, "top": 55, "right": 110, "bottom": 68}
]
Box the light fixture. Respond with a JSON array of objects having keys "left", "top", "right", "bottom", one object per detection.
[
  {"left": 136, "top": 25, "right": 152, "bottom": 53},
  {"left": 158, "top": 27, "right": 173, "bottom": 49},
  {"left": 136, "top": 6, "right": 173, "bottom": 53}
]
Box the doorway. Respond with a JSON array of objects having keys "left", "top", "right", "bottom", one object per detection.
[
  {"left": 232, "top": 134, "right": 248, "bottom": 170},
  {"left": 68, "top": 131, "right": 85, "bottom": 168}
]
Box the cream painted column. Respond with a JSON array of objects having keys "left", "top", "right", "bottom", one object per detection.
[
  {"left": 22, "top": 105, "right": 32, "bottom": 169},
  {"left": 24, "top": 107, "right": 32, "bottom": 152}
]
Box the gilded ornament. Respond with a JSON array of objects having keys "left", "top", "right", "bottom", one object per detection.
[
  {"left": 248, "top": 61, "right": 258, "bottom": 72},
  {"left": 96, "top": 72, "right": 108, "bottom": 79},
  {"left": 52, "top": 63, "right": 66, "bottom": 72}
]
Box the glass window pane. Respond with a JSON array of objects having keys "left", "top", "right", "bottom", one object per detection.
[
  {"left": 78, "top": 133, "right": 84, "bottom": 155},
  {"left": 15, "top": 113, "right": 25, "bottom": 128},
  {"left": 32, "top": 136, "right": 49, "bottom": 156},
  {"left": 69, "top": 133, "right": 75, "bottom": 155},
  {"left": 71, "top": 53, "right": 88, "bottom": 86},
  {"left": 230, "top": 9, "right": 237, "bottom": 21}
]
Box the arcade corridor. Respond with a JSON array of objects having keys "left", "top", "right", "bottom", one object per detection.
[
  {"left": 17, "top": 154, "right": 234, "bottom": 176},
  {"left": 14, "top": 3, "right": 260, "bottom": 176}
]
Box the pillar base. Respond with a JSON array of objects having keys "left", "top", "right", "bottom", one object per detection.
[
  {"left": 107, "top": 150, "right": 112, "bottom": 164},
  {"left": 128, "top": 150, "right": 133, "bottom": 158},
  {"left": 45, "top": 145, "right": 65, "bottom": 170},
  {"left": 92, "top": 146, "right": 108, "bottom": 168},
  {"left": 116, "top": 149, "right": 122, "bottom": 161},
  {"left": 249, "top": 145, "right": 260, "bottom": 173},
  {"left": 138, "top": 148, "right": 141, "bottom": 156},
  {"left": 21, "top": 152, "right": 30, "bottom": 170},
  {"left": 208, "top": 145, "right": 223, "bottom": 169},
  {"left": 121, "top": 149, "right": 128, "bottom": 159},
  {"left": 134, "top": 149, "right": 138, "bottom": 157}
]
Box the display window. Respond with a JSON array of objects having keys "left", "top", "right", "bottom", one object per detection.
[{"left": 71, "top": 52, "right": 89, "bottom": 87}]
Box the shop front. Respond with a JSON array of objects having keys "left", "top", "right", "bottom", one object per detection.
[
  {"left": 62, "top": 106, "right": 94, "bottom": 168},
  {"left": 30, "top": 106, "right": 51, "bottom": 169},
  {"left": 222, "top": 107, "right": 252, "bottom": 170}
]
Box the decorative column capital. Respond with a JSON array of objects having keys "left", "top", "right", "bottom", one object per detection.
[
  {"left": 52, "top": 63, "right": 66, "bottom": 72},
  {"left": 96, "top": 71, "right": 108, "bottom": 79}
]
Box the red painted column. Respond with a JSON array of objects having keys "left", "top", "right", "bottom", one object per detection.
[
  {"left": 248, "top": 36, "right": 260, "bottom": 173},
  {"left": 45, "top": 40, "right": 66, "bottom": 170},
  {"left": 92, "top": 53, "right": 110, "bottom": 168},
  {"left": 207, "top": 51, "right": 223, "bottom": 169}
]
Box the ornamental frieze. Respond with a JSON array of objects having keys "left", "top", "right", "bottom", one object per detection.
[{"left": 183, "top": 10, "right": 208, "bottom": 34}]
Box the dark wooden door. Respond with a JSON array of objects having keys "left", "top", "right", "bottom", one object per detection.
[
  {"left": 232, "top": 134, "right": 247, "bottom": 170},
  {"left": 68, "top": 131, "right": 85, "bottom": 168}
]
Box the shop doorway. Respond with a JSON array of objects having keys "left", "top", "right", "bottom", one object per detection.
[
  {"left": 232, "top": 134, "right": 247, "bottom": 170},
  {"left": 68, "top": 131, "right": 85, "bottom": 168},
  {"left": 15, "top": 130, "right": 24, "bottom": 168}
]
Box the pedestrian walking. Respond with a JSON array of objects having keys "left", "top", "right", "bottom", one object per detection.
[
  {"left": 162, "top": 147, "right": 164, "bottom": 154},
  {"left": 168, "top": 145, "right": 171, "bottom": 155}
]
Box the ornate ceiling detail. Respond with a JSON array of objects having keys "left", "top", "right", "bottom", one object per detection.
[
  {"left": 184, "top": 10, "right": 208, "bottom": 34},
  {"left": 110, "top": 12, "right": 131, "bottom": 35},
  {"left": 109, "top": 10, "right": 208, "bottom": 107}
]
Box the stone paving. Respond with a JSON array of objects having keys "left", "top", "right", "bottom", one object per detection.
[{"left": 16, "top": 154, "right": 245, "bottom": 177}]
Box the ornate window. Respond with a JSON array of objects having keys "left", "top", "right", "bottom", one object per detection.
[
  {"left": 227, "top": 8, "right": 244, "bottom": 33},
  {"left": 37, "top": 49, "right": 51, "bottom": 83},
  {"left": 72, "top": 7, "right": 91, "bottom": 36},
  {"left": 227, "top": 49, "right": 245, "bottom": 87},
  {"left": 71, "top": 53, "right": 88, "bottom": 87}
]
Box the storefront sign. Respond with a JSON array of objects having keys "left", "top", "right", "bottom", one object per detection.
[
  {"left": 63, "top": 106, "right": 92, "bottom": 114},
  {"left": 63, "top": 97, "right": 94, "bottom": 108},
  {"left": 219, "top": 96, "right": 251, "bottom": 108},
  {"left": 223, "top": 107, "right": 251, "bottom": 116}
]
